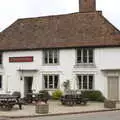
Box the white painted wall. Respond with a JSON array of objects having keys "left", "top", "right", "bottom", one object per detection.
[
  {"left": 2, "top": 51, "right": 42, "bottom": 97},
  {"left": 95, "top": 47, "right": 120, "bottom": 99},
  {"left": 0, "top": 47, "right": 120, "bottom": 98},
  {"left": 95, "top": 47, "right": 120, "bottom": 69}
]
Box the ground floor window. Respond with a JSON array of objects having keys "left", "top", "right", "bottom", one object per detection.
[
  {"left": 77, "top": 74, "right": 94, "bottom": 90},
  {"left": 43, "top": 74, "right": 59, "bottom": 89},
  {"left": 0, "top": 75, "right": 2, "bottom": 89}
]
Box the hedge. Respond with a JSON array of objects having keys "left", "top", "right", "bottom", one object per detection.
[{"left": 81, "top": 90, "right": 105, "bottom": 102}]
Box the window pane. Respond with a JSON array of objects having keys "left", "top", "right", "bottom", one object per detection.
[
  {"left": 44, "top": 76, "right": 48, "bottom": 89},
  {"left": 44, "top": 51, "right": 48, "bottom": 64},
  {"left": 54, "top": 75, "right": 58, "bottom": 88},
  {"left": 49, "top": 51, "right": 53, "bottom": 63},
  {"left": 78, "top": 75, "right": 81, "bottom": 89},
  {"left": 49, "top": 75, "right": 53, "bottom": 88},
  {"left": 83, "top": 75, "right": 87, "bottom": 89},
  {"left": 77, "top": 57, "right": 82, "bottom": 63},
  {"left": 89, "top": 57, "right": 93, "bottom": 63},
  {"left": 89, "top": 49, "right": 93, "bottom": 63},
  {"left": 77, "top": 49, "right": 82, "bottom": 63},
  {"left": 77, "top": 49, "right": 81, "bottom": 56},
  {"left": 0, "top": 54, "right": 2, "bottom": 64},
  {"left": 83, "top": 49, "right": 87, "bottom": 63},
  {"left": 54, "top": 58, "right": 58, "bottom": 63},
  {"left": 0, "top": 76, "right": 2, "bottom": 88},
  {"left": 54, "top": 50, "right": 58, "bottom": 63},
  {"left": 89, "top": 75, "right": 93, "bottom": 89}
]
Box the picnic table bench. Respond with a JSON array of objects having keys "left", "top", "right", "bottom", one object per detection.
[
  {"left": 0, "top": 94, "right": 22, "bottom": 110},
  {"left": 60, "top": 90, "right": 88, "bottom": 106}
]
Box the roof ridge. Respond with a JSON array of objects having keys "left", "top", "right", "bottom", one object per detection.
[{"left": 18, "top": 11, "right": 98, "bottom": 21}]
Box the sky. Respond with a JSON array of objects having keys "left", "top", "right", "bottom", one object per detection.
[{"left": 0, "top": 0, "right": 120, "bottom": 31}]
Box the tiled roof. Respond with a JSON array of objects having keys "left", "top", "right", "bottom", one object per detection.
[{"left": 0, "top": 11, "right": 120, "bottom": 51}]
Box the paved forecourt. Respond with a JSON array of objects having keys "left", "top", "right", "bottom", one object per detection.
[{"left": 0, "top": 101, "right": 120, "bottom": 118}]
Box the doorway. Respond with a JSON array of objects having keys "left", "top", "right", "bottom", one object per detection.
[
  {"left": 108, "top": 76, "right": 119, "bottom": 101},
  {"left": 24, "top": 77, "right": 33, "bottom": 97}
]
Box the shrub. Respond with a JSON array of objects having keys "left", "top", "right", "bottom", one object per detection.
[
  {"left": 38, "top": 90, "right": 50, "bottom": 101},
  {"left": 52, "top": 90, "right": 63, "bottom": 100},
  {"left": 81, "top": 90, "right": 105, "bottom": 102}
]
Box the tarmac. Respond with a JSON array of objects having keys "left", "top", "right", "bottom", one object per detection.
[{"left": 0, "top": 100, "right": 120, "bottom": 119}]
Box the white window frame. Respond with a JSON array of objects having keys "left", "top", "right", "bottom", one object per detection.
[
  {"left": 77, "top": 74, "right": 94, "bottom": 90},
  {"left": 43, "top": 49, "right": 59, "bottom": 64},
  {"left": 76, "top": 48, "right": 94, "bottom": 64},
  {"left": 43, "top": 74, "right": 59, "bottom": 89}
]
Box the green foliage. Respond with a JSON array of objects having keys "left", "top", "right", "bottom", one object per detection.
[
  {"left": 52, "top": 90, "right": 63, "bottom": 100},
  {"left": 39, "top": 90, "right": 50, "bottom": 100},
  {"left": 81, "top": 90, "right": 105, "bottom": 102}
]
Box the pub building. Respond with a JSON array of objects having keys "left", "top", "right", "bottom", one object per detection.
[{"left": 0, "top": 0, "right": 120, "bottom": 100}]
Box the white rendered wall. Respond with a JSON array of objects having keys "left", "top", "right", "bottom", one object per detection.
[
  {"left": 1, "top": 47, "right": 120, "bottom": 98},
  {"left": 3, "top": 51, "right": 42, "bottom": 97},
  {"left": 2, "top": 50, "right": 76, "bottom": 97},
  {"left": 95, "top": 47, "right": 120, "bottom": 99},
  {"left": 95, "top": 48, "right": 120, "bottom": 69}
]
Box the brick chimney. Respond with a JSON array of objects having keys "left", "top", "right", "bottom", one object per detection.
[{"left": 79, "top": 0, "right": 96, "bottom": 12}]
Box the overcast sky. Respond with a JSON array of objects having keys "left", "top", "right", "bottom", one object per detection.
[{"left": 0, "top": 0, "right": 120, "bottom": 31}]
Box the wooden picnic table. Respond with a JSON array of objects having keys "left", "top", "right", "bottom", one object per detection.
[
  {"left": 0, "top": 94, "right": 22, "bottom": 110},
  {"left": 60, "top": 90, "right": 88, "bottom": 106}
]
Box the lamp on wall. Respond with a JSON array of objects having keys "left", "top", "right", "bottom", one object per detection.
[
  {"left": 20, "top": 75, "right": 23, "bottom": 80},
  {"left": 20, "top": 69, "right": 24, "bottom": 80},
  {"left": 19, "top": 66, "right": 23, "bottom": 80}
]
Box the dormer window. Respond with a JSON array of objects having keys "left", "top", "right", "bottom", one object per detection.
[{"left": 77, "top": 48, "right": 93, "bottom": 63}]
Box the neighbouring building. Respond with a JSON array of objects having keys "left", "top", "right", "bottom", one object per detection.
[{"left": 0, "top": 0, "right": 120, "bottom": 100}]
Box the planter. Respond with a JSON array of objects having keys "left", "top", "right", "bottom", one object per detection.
[
  {"left": 104, "top": 100, "right": 116, "bottom": 108},
  {"left": 35, "top": 102, "right": 49, "bottom": 114}
]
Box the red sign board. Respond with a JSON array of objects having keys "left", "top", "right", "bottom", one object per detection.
[{"left": 9, "top": 56, "right": 33, "bottom": 62}]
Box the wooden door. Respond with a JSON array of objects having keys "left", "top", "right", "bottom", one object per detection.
[{"left": 108, "top": 76, "right": 119, "bottom": 100}]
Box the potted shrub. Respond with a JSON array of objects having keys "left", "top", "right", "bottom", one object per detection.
[{"left": 35, "top": 90, "right": 50, "bottom": 114}]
